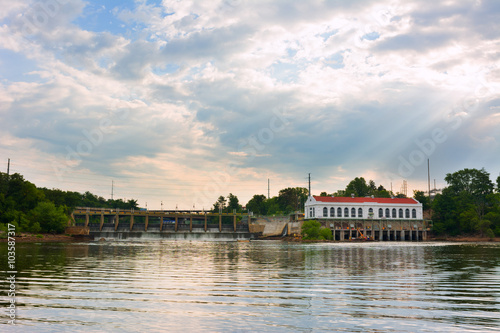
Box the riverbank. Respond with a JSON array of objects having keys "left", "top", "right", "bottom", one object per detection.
[
  {"left": 0, "top": 233, "right": 91, "bottom": 242},
  {"left": 2, "top": 233, "right": 499, "bottom": 243},
  {"left": 428, "top": 235, "right": 500, "bottom": 242}
]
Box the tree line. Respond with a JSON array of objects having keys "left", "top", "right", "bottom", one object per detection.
[
  {"left": 1, "top": 167, "right": 499, "bottom": 237},
  {"left": 0, "top": 172, "right": 138, "bottom": 234}
]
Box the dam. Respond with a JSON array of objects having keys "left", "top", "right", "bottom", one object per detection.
[{"left": 71, "top": 207, "right": 261, "bottom": 240}]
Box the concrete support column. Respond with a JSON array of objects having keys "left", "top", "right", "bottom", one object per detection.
[
  {"left": 341, "top": 229, "right": 344, "bottom": 241},
  {"left": 204, "top": 214, "right": 207, "bottom": 232},
  {"left": 233, "top": 215, "right": 237, "bottom": 232},
  {"left": 114, "top": 213, "right": 119, "bottom": 231},
  {"left": 189, "top": 215, "right": 193, "bottom": 232},
  {"left": 175, "top": 216, "right": 178, "bottom": 232},
  {"left": 219, "top": 214, "right": 222, "bottom": 232},
  {"left": 160, "top": 215, "right": 164, "bottom": 231},
  {"left": 145, "top": 214, "right": 149, "bottom": 231},
  {"left": 401, "top": 230, "right": 405, "bottom": 241},
  {"left": 130, "top": 214, "right": 134, "bottom": 231},
  {"left": 85, "top": 214, "right": 89, "bottom": 227},
  {"left": 100, "top": 214, "right": 104, "bottom": 231}
]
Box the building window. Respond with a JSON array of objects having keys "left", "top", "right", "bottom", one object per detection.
[
  {"left": 337, "top": 207, "right": 342, "bottom": 217},
  {"left": 378, "top": 208, "right": 383, "bottom": 218},
  {"left": 330, "top": 207, "right": 335, "bottom": 217},
  {"left": 350, "top": 208, "right": 355, "bottom": 217},
  {"left": 412, "top": 209, "right": 417, "bottom": 219},
  {"left": 309, "top": 207, "right": 313, "bottom": 218},
  {"left": 358, "top": 208, "right": 363, "bottom": 218},
  {"left": 344, "top": 207, "right": 349, "bottom": 217},
  {"left": 323, "top": 207, "right": 328, "bottom": 217},
  {"left": 385, "top": 208, "right": 390, "bottom": 218},
  {"left": 368, "top": 208, "right": 374, "bottom": 218},
  {"left": 405, "top": 209, "right": 410, "bottom": 218},
  {"left": 392, "top": 208, "right": 396, "bottom": 218},
  {"left": 399, "top": 209, "right": 403, "bottom": 218}
]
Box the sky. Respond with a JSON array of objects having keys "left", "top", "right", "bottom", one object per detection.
[{"left": 0, "top": 0, "right": 499, "bottom": 210}]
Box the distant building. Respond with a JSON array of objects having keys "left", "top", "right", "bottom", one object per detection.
[{"left": 305, "top": 195, "right": 423, "bottom": 220}]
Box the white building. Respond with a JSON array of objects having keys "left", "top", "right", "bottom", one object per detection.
[{"left": 305, "top": 195, "right": 423, "bottom": 220}]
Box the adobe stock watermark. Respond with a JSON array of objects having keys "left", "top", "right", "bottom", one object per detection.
[
  {"left": 19, "top": 0, "right": 69, "bottom": 38},
  {"left": 385, "top": 76, "right": 496, "bottom": 181},
  {"left": 224, "top": 0, "right": 243, "bottom": 8},
  {"left": 52, "top": 107, "right": 129, "bottom": 181},
  {"left": 192, "top": 108, "right": 294, "bottom": 209}
]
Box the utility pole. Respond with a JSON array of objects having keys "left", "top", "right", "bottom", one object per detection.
[
  {"left": 7, "top": 158, "right": 10, "bottom": 176},
  {"left": 427, "top": 159, "right": 431, "bottom": 201},
  {"left": 267, "top": 179, "right": 270, "bottom": 199},
  {"left": 111, "top": 180, "right": 114, "bottom": 200},
  {"left": 308, "top": 173, "right": 311, "bottom": 197}
]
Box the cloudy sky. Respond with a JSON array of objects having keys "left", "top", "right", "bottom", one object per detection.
[{"left": 1, "top": 0, "right": 499, "bottom": 209}]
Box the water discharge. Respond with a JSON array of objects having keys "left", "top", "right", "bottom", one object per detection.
[{"left": 1, "top": 241, "right": 499, "bottom": 332}]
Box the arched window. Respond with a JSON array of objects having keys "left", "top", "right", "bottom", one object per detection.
[
  {"left": 412, "top": 209, "right": 417, "bottom": 219},
  {"left": 351, "top": 208, "right": 356, "bottom": 217},
  {"left": 378, "top": 208, "right": 383, "bottom": 218},
  {"left": 399, "top": 208, "right": 403, "bottom": 218},
  {"left": 323, "top": 207, "right": 328, "bottom": 217},
  {"left": 330, "top": 207, "right": 335, "bottom": 217},
  {"left": 405, "top": 209, "right": 410, "bottom": 218},
  {"left": 385, "top": 208, "right": 390, "bottom": 218},
  {"left": 358, "top": 208, "right": 363, "bottom": 218},
  {"left": 344, "top": 207, "right": 349, "bottom": 217},
  {"left": 368, "top": 208, "right": 373, "bottom": 217},
  {"left": 337, "top": 207, "right": 342, "bottom": 217},
  {"left": 392, "top": 208, "right": 396, "bottom": 218}
]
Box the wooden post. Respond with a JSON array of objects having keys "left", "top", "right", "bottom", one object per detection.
[
  {"left": 219, "top": 214, "right": 222, "bottom": 232},
  {"left": 130, "top": 213, "right": 134, "bottom": 231},
  {"left": 204, "top": 213, "right": 207, "bottom": 232},
  {"left": 175, "top": 216, "right": 178, "bottom": 232}
]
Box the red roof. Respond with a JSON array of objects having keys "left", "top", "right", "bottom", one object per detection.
[{"left": 313, "top": 196, "right": 419, "bottom": 205}]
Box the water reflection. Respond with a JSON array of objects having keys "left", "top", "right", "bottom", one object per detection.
[{"left": 1, "top": 241, "right": 499, "bottom": 332}]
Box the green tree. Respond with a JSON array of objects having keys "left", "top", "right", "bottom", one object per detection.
[
  {"left": 301, "top": 220, "right": 321, "bottom": 240},
  {"left": 246, "top": 194, "right": 267, "bottom": 215},
  {"left": 278, "top": 187, "right": 308, "bottom": 214},
  {"left": 432, "top": 168, "right": 497, "bottom": 235},
  {"left": 29, "top": 201, "right": 68, "bottom": 233},
  {"left": 211, "top": 196, "right": 227, "bottom": 213},
  {"left": 445, "top": 168, "right": 494, "bottom": 219},
  {"left": 345, "top": 177, "right": 370, "bottom": 197},
  {"left": 319, "top": 227, "right": 333, "bottom": 240},
  {"left": 413, "top": 190, "right": 430, "bottom": 211},
  {"left": 227, "top": 193, "right": 242, "bottom": 213}
]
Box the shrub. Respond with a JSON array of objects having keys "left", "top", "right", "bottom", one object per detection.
[
  {"left": 319, "top": 227, "right": 333, "bottom": 240},
  {"left": 301, "top": 220, "right": 321, "bottom": 240}
]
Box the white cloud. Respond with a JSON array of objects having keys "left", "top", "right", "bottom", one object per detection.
[{"left": 0, "top": 0, "right": 499, "bottom": 208}]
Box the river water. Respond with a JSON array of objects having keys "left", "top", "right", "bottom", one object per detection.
[{"left": 1, "top": 241, "right": 500, "bottom": 332}]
